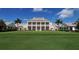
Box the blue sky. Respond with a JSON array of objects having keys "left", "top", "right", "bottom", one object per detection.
[{"left": 0, "top": 8, "right": 79, "bottom": 23}]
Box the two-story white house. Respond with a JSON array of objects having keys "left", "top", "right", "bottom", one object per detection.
[
  {"left": 26, "top": 17, "right": 58, "bottom": 31},
  {"left": 27, "top": 17, "right": 50, "bottom": 31}
]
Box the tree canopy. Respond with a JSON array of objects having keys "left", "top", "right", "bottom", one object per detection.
[
  {"left": 55, "top": 19, "right": 63, "bottom": 25},
  {"left": 15, "top": 18, "right": 22, "bottom": 24},
  {"left": 0, "top": 19, "right": 6, "bottom": 31}
]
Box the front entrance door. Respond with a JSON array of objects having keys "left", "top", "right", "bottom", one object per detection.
[{"left": 37, "top": 26, "right": 40, "bottom": 31}]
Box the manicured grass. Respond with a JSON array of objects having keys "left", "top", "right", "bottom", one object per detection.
[{"left": 0, "top": 31, "right": 79, "bottom": 50}]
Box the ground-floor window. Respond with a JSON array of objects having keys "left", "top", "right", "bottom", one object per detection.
[
  {"left": 37, "top": 26, "right": 40, "bottom": 30},
  {"left": 28, "top": 26, "right": 31, "bottom": 30},
  {"left": 46, "top": 26, "right": 49, "bottom": 30},
  {"left": 33, "top": 26, "right": 36, "bottom": 31},
  {"left": 41, "top": 26, "right": 45, "bottom": 31}
]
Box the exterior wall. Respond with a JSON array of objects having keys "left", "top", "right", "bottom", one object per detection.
[
  {"left": 65, "top": 23, "right": 76, "bottom": 31},
  {"left": 15, "top": 23, "right": 27, "bottom": 31},
  {"left": 26, "top": 17, "right": 51, "bottom": 31},
  {"left": 67, "top": 26, "right": 76, "bottom": 31},
  {"left": 27, "top": 21, "right": 50, "bottom": 31},
  {"left": 49, "top": 23, "right": 58, "bottom": 31}
]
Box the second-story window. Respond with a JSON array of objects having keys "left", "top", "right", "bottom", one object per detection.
[
  {"left": 37, "top": 22, "right": 40, "bottom": 25},
  {"left": 33, "top": 22, "right": 36, "bottom": 25},
  {"left": 28, "top": 22, "right": 31, "bottom": 25},
  {"left": 41, "top": 22, "right": 45, "bottom": 25},
  {"left": 46, "top": 22, "right": 49, "bottom": 25}
]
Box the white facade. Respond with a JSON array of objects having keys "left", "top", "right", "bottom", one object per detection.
[
  {"left": 27, "top": 17, "right": 50, "bottom": 31},
  {"left": 66, "top": 23, "right": 76, "bottom": 31},
  {"left": 49, "top": 23, "right": 58, "bottom": 31},
  {"left": 15, "top": 23, "right": 28, "bottom": 31}
]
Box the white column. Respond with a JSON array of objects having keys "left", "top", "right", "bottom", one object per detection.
[
  {"left": 31, "top": 22, "right": 33, "bottom": 30},
  {"left": 44, "top": 22, "right": 46, "bottom": 30},
  {"left": 31, "top": 26, "right": 32, "bottom": 30},
  {"left": 40, "top": 27, "right": 41, "bottom": 31},
  {"left": 45, "top": 26, "right": 46, "bottom": 30},
  {"left": 35, "top": 22, "right": 37, "bottom": 31},
  {"left": 40, "top": 22, "right": 41, "bottom": 31}
]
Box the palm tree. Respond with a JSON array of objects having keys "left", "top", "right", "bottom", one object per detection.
[
  {"left": 55, "top": 19, "right": 62, "bottom": 25},
  {"left": 0, "top": 19, "right": 6, "bottom": 31},
  {"left": 15, "top": 18, "right": 22, "bottom": 24},
  {"left": 15, "top": 18, "right": 22, "bottom": 27},
  {"left": 55, "top": 19, "right": 63, "bottom": 30}
]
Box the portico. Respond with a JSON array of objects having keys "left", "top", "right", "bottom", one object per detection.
[{"left": 27, "top": 17, "right": 50, "bottom": 31}]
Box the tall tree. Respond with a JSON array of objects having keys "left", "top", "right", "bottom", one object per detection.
[
  {"left": 15, "top": 18, "right": 22, "bottom": 24},
  {"left": 75, "top": 18, "right": 79, "bottom": 30},
  {"left": 0, "top": 19, "right": 6, "bottom": 31},
  {"left": 55, "top": 19, "right": 63, "bottom": 30},
  {"left": 15, "top": 18, "right": 22, "bottom": 28},
  {"left": 55, "top": 19, "right": 62, "bottom": 25}
]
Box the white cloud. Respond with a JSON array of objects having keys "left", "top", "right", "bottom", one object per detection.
[
  {"left": 57, "top": 8, "right": 74, "bottom": 19},
  {"left": 44, "top": 9, "right": 53, "bottom": 14},
  {"left": 33, "top": 8, "right": 43, "bottom": 12},
  {"left": 33, "top": 8, "right": 53, "bottom": 14},
  {"left": 5, "top": 21, "right": 13, "bottom": 25},
  {"left": 23, "top": 19, "right": 28, "bottom": 21}
]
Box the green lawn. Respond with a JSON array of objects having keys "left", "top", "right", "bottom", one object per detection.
[{"left": 0, "top": 31, "right": 79, "bottom": 50}]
